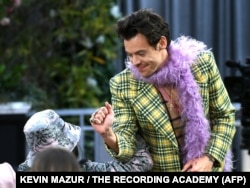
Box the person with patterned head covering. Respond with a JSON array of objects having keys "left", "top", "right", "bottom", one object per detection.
[{"left": 17, "top": 109, "right": 153, "bottom": 172}]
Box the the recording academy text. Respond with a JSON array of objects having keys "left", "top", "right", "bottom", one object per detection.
[{"left": 17, "top": 173, "right": 248, "bottom": 186}]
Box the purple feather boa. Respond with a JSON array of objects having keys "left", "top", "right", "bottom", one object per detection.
[{"left": 127, "top": 36, "right": 233, "bottom": 171}]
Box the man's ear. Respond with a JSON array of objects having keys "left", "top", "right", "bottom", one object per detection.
[{"left": 159, "top": 36, "right": 168, "bottom": 49}]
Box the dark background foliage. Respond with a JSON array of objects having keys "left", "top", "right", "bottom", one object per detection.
[{"left": 0, "top": 0, "right": 121, "bottom": 110}]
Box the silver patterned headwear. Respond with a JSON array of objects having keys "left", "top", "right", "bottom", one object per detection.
[{"left": 23, "top": 109, "right": 81, "bottom": 167}]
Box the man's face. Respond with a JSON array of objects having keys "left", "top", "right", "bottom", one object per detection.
[{"left": 124, "top": 33, "right": 168, "bottom": 78}]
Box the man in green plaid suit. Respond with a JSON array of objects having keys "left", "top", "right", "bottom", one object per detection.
[{"left": 90, "top": 9, "right": 236, "bottom": 172}]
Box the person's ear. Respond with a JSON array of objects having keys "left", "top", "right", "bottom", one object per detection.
[{"left": 159, "top": 36, "right": 167, "bottom": 49}]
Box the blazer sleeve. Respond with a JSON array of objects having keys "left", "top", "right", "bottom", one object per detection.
[{"left": 192, "top": 51, "right": 236, "bottom": 167}]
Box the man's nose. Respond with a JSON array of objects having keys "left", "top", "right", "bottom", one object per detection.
[{"left": 130, "top": 56, "right": 141, "bottom": 65}]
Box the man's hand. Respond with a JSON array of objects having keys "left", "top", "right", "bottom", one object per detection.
[
  {"left": 90, "top": 102, "right": 118, "bottom": 152},
  {"left": 181, "top": 154, "right": 214, "bottom": 172}
]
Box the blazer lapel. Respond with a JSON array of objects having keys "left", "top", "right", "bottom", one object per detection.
[{"left": 130, "top": 80, "right": 179, "bottom": 148}]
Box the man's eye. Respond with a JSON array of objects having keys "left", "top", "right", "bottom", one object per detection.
[{"left": 138, "top": 52, "right": 145, "bottom": 56}]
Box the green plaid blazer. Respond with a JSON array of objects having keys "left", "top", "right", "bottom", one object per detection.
[{"left": 106, "top": 51, "right": 236, "bottom": 172}]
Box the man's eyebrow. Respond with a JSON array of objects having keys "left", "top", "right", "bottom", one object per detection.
[{"left": 126, "top": 49, "right": 147, "bottom": 55}]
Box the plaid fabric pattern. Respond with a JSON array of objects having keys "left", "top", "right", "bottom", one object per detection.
[{"left": 106, "top": 51, "right": 236, "bottom": 172}]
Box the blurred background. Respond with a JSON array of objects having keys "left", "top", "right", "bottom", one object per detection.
[{"left": 0, "top": 0, "right": 249, "bottom": 171}]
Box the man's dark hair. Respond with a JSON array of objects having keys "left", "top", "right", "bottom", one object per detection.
[{"left": 116, "top": 8, "right": 171, "bottom": 48}]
